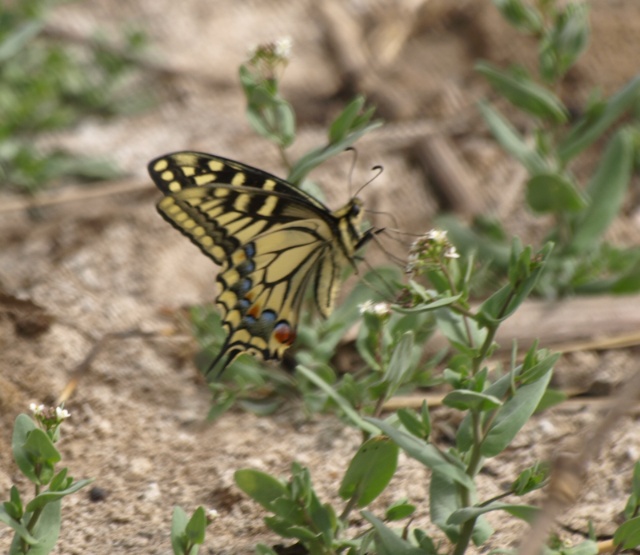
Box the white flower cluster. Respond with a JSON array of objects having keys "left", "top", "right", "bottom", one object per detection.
[
  {"left": 29, "top": 403, "right": 71, "bottom": 421},
  {"left": 29, "top": 402, "right": 45, "bottom": 416},
  {"left": 358, "top": 300, "right": 391, "bottom": 316},
  {"left": 406, "top": 229, "right": 459, "bottom": 274},
  {"left": 274, "top": 37, "right": 293, "bottom": 60}
]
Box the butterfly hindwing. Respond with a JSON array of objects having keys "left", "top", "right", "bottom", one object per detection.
[
  {"left": 215, "top": 219, "right": 339, "bottom": 370},
  {"left": 149, "top": 151, "right": 368, "bottom": 379}
]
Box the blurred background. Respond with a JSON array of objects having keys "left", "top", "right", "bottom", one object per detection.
[{"left": 2, "top": 0, "right": 640, "bottom": 553}]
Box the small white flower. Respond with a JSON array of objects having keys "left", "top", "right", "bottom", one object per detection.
[
  {"left": 426, "top": 229, "right": 448, "bottom": 242},
  {"left": 274, "top": 37, "right": 292, "bottom": 59},
  {"left": 55, "top": 406, "right": 71, "bottom": 420},
  {"left": 359, "top": 300, "right": 390, "bottom": 316},
  {"left": 444, "top": 246, "right": 460, "bottom": 259},
  {"left": 206, "top": 508, "right": 220, "bottom": 522},
  {"left": 30, "top": 403, "right": 45, "bottom": 416}
]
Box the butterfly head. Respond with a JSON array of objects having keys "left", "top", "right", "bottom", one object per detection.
[{"left": 330, "top": 197, "right": 370, "bottom": 259}]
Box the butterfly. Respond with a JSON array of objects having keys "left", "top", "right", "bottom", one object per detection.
[{"left": 148, "top": 151, "right": 375, "bottom": 379}]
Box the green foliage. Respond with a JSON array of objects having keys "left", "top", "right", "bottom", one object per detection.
[
  {"left": 0, "top": 0, "right": 148, "bottom": 192},
  {"left": 236, "top": 463, "right": 342, "bottom": 554},
  {"left": 182, "top": 13, "right": 640, "bottom": 554},
  {"left": 440, "top": 0, "right": 640, "bottom": 296},
  {"left": 338, "top": 437, "right": 398, "bottom": 508},
  {"left": 171, "top": 506, "right": 208, "bottom": 555},
  {"left": 2, "top": 408, "right": 92, "bottom": 554},
  {"left": 240, "top": 40, "right": 381, "bottom": 187}
]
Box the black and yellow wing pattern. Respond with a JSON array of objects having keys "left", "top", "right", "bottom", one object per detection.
[{"left": 148, "top": 151, "right": 372, "bottom": 379}]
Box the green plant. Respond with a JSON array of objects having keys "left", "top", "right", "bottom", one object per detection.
[
  {"left": 190, "top": 39, "right": 391, "bottom": 419},
  {"left": 233, "top": 232, "right": 571, "bottom": 554},
  {"left": 439, "top": 0, "right": 640, "bottom": 296},
  {"left": 0, "top": 0, "right": 148, "bottom": 192},
  {"left": 183, "top": 25, "right": 627, "bottom": 554},
  {"left": 613, "top": 461, "right": 640, "bottom": 551},
  {"left": 0, "top": 405, "right": 92, "bottom": 554},
  {"left": 171, "top": 506, "right": 213, "bottom": 555}
]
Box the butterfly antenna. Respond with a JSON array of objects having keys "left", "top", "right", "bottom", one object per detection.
[{"left": 353, "top": 165, "right": 383, "bottom": 198}]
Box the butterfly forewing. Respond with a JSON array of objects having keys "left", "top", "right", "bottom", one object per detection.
[{"left": 149, "top": 151, "right": 368, "bottom": 379}]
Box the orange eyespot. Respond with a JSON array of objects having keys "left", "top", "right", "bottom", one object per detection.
[
  {"left": 247, "top": 304, "right": 261, "bottom": 318},
  {"left": 274, "top": 322, "right": 296, "bottom": 345}
]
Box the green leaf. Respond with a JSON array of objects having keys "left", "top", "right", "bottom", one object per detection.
[
  {"left": 558, "top": 74, "right": 640, "bottom": 163},
  {"left": 443, "top": 391, "right": 502, "bottom": 412},
  {"left": 385, "top": 500, "right": 416, "bottom": 521},
  {"left": 26, "top": 478, "right": 93, "bottom": 512},
  {"left": 479, "top": 242, "right": 553, "bottom": 325},
  {"left": 361, "top": 511, "right": 427, "bottom": 555},
  {"left": 0, "top": 20, "right": 44, "bottom": 63},
  {"left": 477, "top": 102, "right": 547, "bottom": 174},
  {"left": 384, "top": 332, "right": 414, "bottom": 394},
  {"left": 245, "top": 100, "right": 295, "bottom": 148},
  {"left": 480, "top": 368, "right": 553, "bottom": 457},
  {"left": 525, "top": 173, "right": 587, "bottom": 213},
  {"left": 429, "top": 471, "right": 461, "bottom": 541},
  {"left": 511, "top": 461, "right": 550, "bottom": 495},
  {"left": 5, "top": 486, "right": 23, "bottom": 520},
  {"left": 615, "top": 516, "right": 640, "bottom": 549},
  {"left": 539, "top": 4, "right": 589, "bottom": 81},
  {"left": 535, "top": 388, "right": 566, "bottom": 412},
  {"left": 392, "top": 294, "right": 461, "bottom": 314},
  {"left": 329, "top": 95, "right": 366, "bottom": 143},
  {"left": 264, "top": 518, "right": 319, "bottom": 542},
  {"left": 569, "top": 128, "right": 634, "bottom": 253},
  {"left": 476, "top": 62, "right": 568, "bottom": 123},
  {"left": 185, "top": 506, "right": 207, "bottom": 546},
  {"left": 12, "top": 414, "right": 38, "bottom": 483},
  {"left": 234, "top": 469, "right": 288, "bottom": 513},
  {"left": 307, "top": 494, "right": 335, "bottom": 545},
  {"left": 520, "top": 350, "right": 561, "bottom": 385},
  {"left": 456, "top": 357, "right": 554, "bottom": 456},
  {"left": 9, "top": 501, "right": 61, "bottom": 555},
  {"left": 448, "top": 502, "right": 540, "bottom": 525},
  {"left": 339, "top": 436, "right": 399, "bottom": 507},
  {"left": 413, "top": 529, "right": 439, "bottom": 555},
  {"left": 171, "top": 506, "right": 189, "bottom": 555},
  {"left": 430, "top": 470, "right": 494, "bottom": 544},
  {"left": 239, "top": 65, "right": 296, "bottom": 148},
  {"left": 22, "top": 428, "right": 61, "bottom": 485},
  {"left": 632, "top": 461, "right": 640, "bottom": 501},
  {"left": 396, "top": 406, "right": 429, "bottom": 440},
  {"left": 0, "top": 506, "right": 37, "bottom": 545},
  {"left": 421, "top": 401, "right": 432, "bottom": 439},
  {"left": 367, "top": 418, "right": 475, "bottom": 490},
  {"left": 493, "top": 0, "right": 543, "bottom": 33}
]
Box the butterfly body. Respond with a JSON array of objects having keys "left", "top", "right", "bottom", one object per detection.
[{"left": 149, "top": 151, "right": 372, "bottom": 379}]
